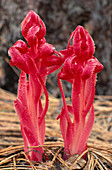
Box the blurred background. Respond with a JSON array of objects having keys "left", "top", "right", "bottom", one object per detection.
[{"left": 0, "top": 0, "right": 112, "bottom": 96}]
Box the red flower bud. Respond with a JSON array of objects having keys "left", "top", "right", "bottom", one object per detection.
[{"left": 73, "top": 26, "right": 95, "bottom": 61}]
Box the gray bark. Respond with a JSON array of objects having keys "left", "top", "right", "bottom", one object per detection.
[{"left": 0, "top": 0, "right": 112, "bottom": 95}]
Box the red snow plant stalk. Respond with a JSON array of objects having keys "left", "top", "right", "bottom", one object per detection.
[
  {"left": 8, "top": 10, "right": 62, "bottom": 162},
  {"left": 57, "top": 26, "right": 103, "bottom": 159}
]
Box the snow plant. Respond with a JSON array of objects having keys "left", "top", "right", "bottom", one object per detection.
[
  {"left": 57, "top": 26, "right": 103, "bottom": 159},
  {"left": 8, "top": 10, "right": 103, "bottom": 162},
  {"left": 8, "top": 10, "right": 63, "bottom": 162}
]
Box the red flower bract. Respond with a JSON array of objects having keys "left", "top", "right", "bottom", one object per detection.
[
  {"left": 8, "top": 10, "right": 63, "bottom": 162},
  {"left": 58, "top": 26, "right": 103, "bottom": 159}
]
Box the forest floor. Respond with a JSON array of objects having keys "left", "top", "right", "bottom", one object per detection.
[{"left": 0, "top": 88, "right": 112, "bottom": 169}]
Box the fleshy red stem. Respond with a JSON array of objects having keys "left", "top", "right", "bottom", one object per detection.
[
  {"left": 37, "top": 73, "right": 49, "bottom": 125},
  {"left": 58, "top": 74, "right": 72, "bottom": 125}
]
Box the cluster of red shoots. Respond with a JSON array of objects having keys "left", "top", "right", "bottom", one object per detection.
[{"left": 8, "top": 10, "right": 103, "bottom": 162}]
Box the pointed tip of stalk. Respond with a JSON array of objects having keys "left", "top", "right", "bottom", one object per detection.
[
  {"left": 21, "top": 10, "right": 46, "bottom": 41},
  {"left": 73, "top": 25, "right": 95, "bottom": 61}
]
